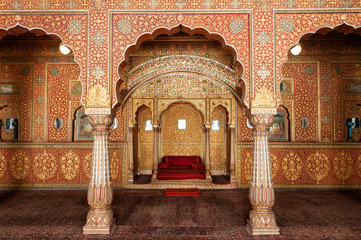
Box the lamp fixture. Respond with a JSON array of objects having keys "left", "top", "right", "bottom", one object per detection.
[
  {"left": 290, "top": 44, "right": 302, "bottom": 55},
  {"left": 59, "top": 44, "right": 71, "bottom": 55}
]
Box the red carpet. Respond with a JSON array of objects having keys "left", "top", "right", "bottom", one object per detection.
[{"left": 164, "top": 188, "right": 200, "bottom": 196}]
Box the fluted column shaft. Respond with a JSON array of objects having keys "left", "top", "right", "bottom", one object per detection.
[
  {"left": 83, "top": 114, "right": 115, "bottom": 235},
  {"left": 246, "top": 114, "right": 279, "bottom": 235}
]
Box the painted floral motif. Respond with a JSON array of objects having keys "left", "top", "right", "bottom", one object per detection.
[
  {"left": 10, "top": 151, "right": 29, "bottom": 180},
  {"left": 280, "top": 18, "right": 294, "bottom": 33},
  {"left": 333, "top": 151, "right": 353, "bottom": 182},
  {"left": 117, "top": 19, "right": 132, "bottom": 34},
  {"left": 92, "top": 32, "right": 105, "bottom": 46},
  {"left": 282, "top": 152, "right": 303, "bottom": 183},
  {"left": 34, "top": 151, "right": 57, "bottom": 180},
  {"left": 60, "top": 151, "right": 80, "bottom": 180},
  {"left": 0, "top": 155, "right": 6, "bottom": 178},
  {"left": 306, "top": 152, "right": 330, "bottom": 183},
  {"left": 257, "top": 31, "right": 270, "bottom": 45}
]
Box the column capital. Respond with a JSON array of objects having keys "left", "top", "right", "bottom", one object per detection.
[
  {"left": 87, "top": 114, "right": 114, "bottom": 130},
  {"left": 249, "top": 114, "right": 274, "bottom": 131}
]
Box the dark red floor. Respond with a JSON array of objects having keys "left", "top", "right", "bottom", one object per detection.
[{"left": 0, "top": 189, "right": 360, "bottom": 239}]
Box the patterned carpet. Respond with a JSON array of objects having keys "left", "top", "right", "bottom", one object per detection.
[{"left": 0, "top": 189, "right": 360, "bottom": 239}]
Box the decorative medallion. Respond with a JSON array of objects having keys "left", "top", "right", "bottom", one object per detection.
[
  {"left": 38, "top": 0, "right": 49, "bottom": 9},
  {"left": 271, "top": 154, "right": 279, "bottom": 179},
  {"left": 322, "top": 116, "right": 330, "bottom": 124},
  {"left": 313, "top": 0, "right": 325, "bottom": 8},
  {"left": 334, "top": 65, "right": 344, "bottom": 75},
  {"left": 66, "top": 0, "right": 77, "bottom": 9},
  {"left": 321, "top": 94, "right": 330, "bottom": 102},
  {"left": 333, "top": 151, "right": 353, "bottom": 182},
  {"left": 257, "top": 66, "right": 270, "bottom": 79},
  {"left": 285, "top": 0, "right": 297, "bottom": 8},
  {"left": 22, "top": 67, "right": 31, "bottom": 76},
  {"left": 110, "top": 151, "right": 120, "bottom": 180},
  {"left": 0, "top": 154, "right": 6, "bottom": 178},
  {"left": 342, "top": 0, "right": 353, "bottom": 8},
  {"left": 305, "top": 65, "right": 314, "bottom": 75},
  {"left": 121, "top": 0, "right": 131, "bottom": 8},
  {"left": 68, "top": 20, "right": 82, "bottom": 35},
  {"left": 321, "top": 74, "right": 329, "bottom": 82},
  {"left": 34, "top": 151, "right": 57, "bottom": 181},
  {"left": 229, "top": 19, "right": 244, "bottom": 34},
  {"left": 280, "top": 18, "right": 294, "bottom": 33},
  {"left": 11, "top": 0, "right": 22, "bottom": 10},
  {"left": 72, "top": 82, "right": 82, "bottom": 95},
  {"left": 35, "top": 95, "right": 44, "bottom": 103},
  {"left": 193, "top": 43, "right": 201, "bottom": 52},
  {"left": 257, "top": 31, "right": 270, "bottom": 45},
  {"left": 83, "top": 153, "right": 92, "bottom": 179},
  {"left": 92, "top": 32, "right": 105, "bottom": 46},
  {"left": 10, "top": 151, "right": 29, "bottom": 180},
  {"left": 36, "top": 75, "right": 45, "bottom": 84},
  {"left": 357, "top": 155, "right": 361, "bottom": 178},
  {"left": 306, "top": 151, "right": 330, "bottom": 183},
  {"left": 282, "top": 152, "right": 303, "bottom": 183},
  {"left": 148, "top": 0, "right": 159, "bottom": 9},
  {"left": 256, "top": 0, "right": 269, "bottom": 8},
  {"left": 60, "top": 151, "right": 80, "bottom": 180},
  {"left": 203, "top": 0, "right": 214, "bottom": 8},
  {"left": 244, "top": 152, "right": 252, "bottom": 182},
  {"left": 35, "top": 116, "right": 44, "bottom": 125},
  {"left": 50, "top": 67, "right": 59, "bottom": 76},
  {"left": 92, "top": 66, "right": 105, "bottom": 79},
  {"left": 92, "top": 0, "right": 104, "bottom": 8},
  {"left": 117, "top": 19, "right": 132, "bottom": 34},
  {"left": 230, "top": 0, "right": 242, "bottom": 8},
  {"left": 175, "top": 0, "right": 186, "bottom": 9}
]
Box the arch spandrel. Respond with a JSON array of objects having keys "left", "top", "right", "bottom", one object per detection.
[
  {"left": 0, "top": 13, "right": 88, "bottom": 106},
  {"left": 275, "top": 11, "right": 361, "bottom": 106},
  {"left": 111, "top": 12, "right": 251, "bottom": 107}
]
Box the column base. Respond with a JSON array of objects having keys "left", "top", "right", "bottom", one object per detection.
[
  {"left": 206, "top": 171, "right": 211, "bottom": 180},
  {"left": 83, "top": 209, "right": 116, "bottom": 235},
  {"left": 152, "top": 170, "right": 158, "bottom": 180},
  {"left": 245, "top": 210, "right": 280, "bottom": 236}
]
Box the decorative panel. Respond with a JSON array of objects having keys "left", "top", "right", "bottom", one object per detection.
[
  {"left": 138, "top": 107, "right": 153, "bottom": 171},
  {"left": 238, "top": 143, "right": 361, "bottom": 188},
  {"left": 161, "top": 104, "right": 202, "bottom": 157},
  {"left": 210, "top": 106, "right": 225, "bottom": 171}
]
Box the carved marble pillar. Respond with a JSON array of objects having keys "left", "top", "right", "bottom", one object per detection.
[
  {"left": 127, "top": 125, "right": 134, "bottom": 183},
  {"left": 205, "top": 126, "right": 211, "bottom": 179},
  {"left": 152, "top": 125, "right": 159, "bottom": 180},
  {"left": 229, "top": 125, "right": 236, "bottom": 183},
  {"left": 83, "top": 114, "right": 115, "bottom": 235},
  {"left": 246, "top": 114, "right": 279, "bottom": 235}
]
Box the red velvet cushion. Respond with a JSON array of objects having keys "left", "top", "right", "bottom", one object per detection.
[
  {"left": 159, "top": 162, "right": 170, "bottom": 169},
  {"left": 157, "top": 169, "right": 206, "bottom": 180},
  {"left": 167, "top": 156, "right": 200, "bottom": 167},
  {"left": 192, "top": 162, "right": 204, "bottom": 169}
]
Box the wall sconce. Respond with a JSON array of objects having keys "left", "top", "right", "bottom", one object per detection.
[
  {"left": 290, "top": 44, "right": 302, "bottom": 55},
  {"left": 59, "top": 44, "right": 71, "bottom": 55}
]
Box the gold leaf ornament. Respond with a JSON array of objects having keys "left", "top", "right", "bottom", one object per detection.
[
  {"left": 86, "top": 84, "right": 110, "bottom": 108},
  {"left": 34, "top": 151, "right": 57, "bottom": 180},
  {"left": 10, "top": 151, "right": 30, "bottom": 180},
  {"left": 60, "top": 151, "right": 80, "bottom": 180}
]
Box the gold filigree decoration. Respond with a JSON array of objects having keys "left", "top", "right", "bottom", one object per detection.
[
  {"left": 10, "top": 151, "right": 29, "bottom": 180},
  {"left": 334, "top": 151, "right": 353, "bottom": 182},
  {"left": 34, "top": 151, "right": 57, "bottom": 180},
  {"left": 110, "top": 151, "right": 120, "bottom": 180},
  {"left": 0, "top": 154, "right": 6, "bottom": 178},
  {"left": 86, "top": 84, "right": 110, "bottom": 108},
  {"left": 270, "top": 154, "right": 279, "bottom": 179},
  {"left": 60, "top": 150, "right": 80, "bottom": 180},
  {"left": 306, "top": 151, "right": 330, "bottom": 183},
  {"left": 84, "top": 153, "right": 92, "bottom": 179},
  {"left": 252, "top": 86, "right": 277, "bottom": 108},
  {"left": 244, "top": 152, "right": 252, "bottom": 182},
  {"left": 357, "top": 155, "right": 361, "bottom": 179},
  {"left": 282, "top": 151, "right": 303, "bottom": 183}
]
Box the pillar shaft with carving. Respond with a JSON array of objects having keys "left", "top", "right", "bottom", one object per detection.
[
  {"left": 204, "top": 127, "right": 211, "bottom": 179},
  {"left": 152, "top": 125, "right": 159, "bottom": 180},
  {"left": 229, "top": 126, "right": 236, "bottom": 183},
  {"left": 83, "top": 114, "right": 115, "bottom": 235},
  {"left": 246, "top": 114, "right": 279, "bottom": 235},
  {"left": 127, "top": 126, "right": 134, "bottom": 183}
]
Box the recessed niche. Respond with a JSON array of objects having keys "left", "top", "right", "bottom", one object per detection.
[
  {"left": 211, "top": 120, "right": 220, "bottom": 130},
  {"left": 110, "top": 117, "right": 118, "bottom": 129},
  {"left": 145, "top": 120, "right": 153, "bottom": 131},
  {"left": 178, "top": 119, "right": 186, "bottom": 130},
  {"left": 54, "top": 118, "right": 63, "bottom": 129}
]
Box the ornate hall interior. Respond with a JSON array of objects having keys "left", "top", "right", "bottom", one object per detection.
[{"left": 0, "top": 0, "right": 361, "bottom": 238}]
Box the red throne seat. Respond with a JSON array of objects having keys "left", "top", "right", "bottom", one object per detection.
[{"left": 157, "top": 156, "right": 206, "bottom": 180}]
